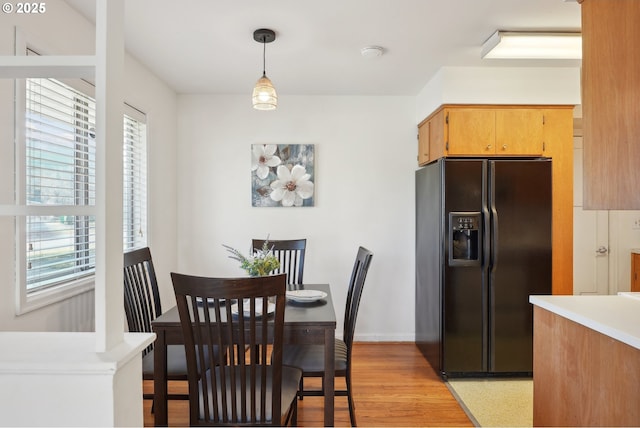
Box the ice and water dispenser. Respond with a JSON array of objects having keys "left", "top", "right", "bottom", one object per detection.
[{"left": 448, "top": 212, "right": 481, "bottom": 266}]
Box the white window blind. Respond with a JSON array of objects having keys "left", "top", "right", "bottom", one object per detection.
[
  {"left": 23, "top": 77, "right": 147, "bottom": 294},
  {"left": 25, "top": 78, "right": 97, "bottom": 290},
  {"left": 123, "top": 112, "right": 147, "bottom": 250}
]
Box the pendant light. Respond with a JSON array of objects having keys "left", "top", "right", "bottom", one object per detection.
[{"left": 252, "top": 28, "right": 277, "bottom": 110}]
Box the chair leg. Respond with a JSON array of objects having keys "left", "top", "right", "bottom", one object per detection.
[
  {"left": 298, "top": 377, "right": 304, "bottom": 400},
  {"left": 346, "top": 372, "right": 356, "bottom": 427},
  {"left": 291, "top": 398, "right": 298, "bottom": 426}
]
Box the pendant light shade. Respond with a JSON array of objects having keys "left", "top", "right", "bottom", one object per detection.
[
  {"left": 252, "top": 74, "right": 277, "bottom": 110},
  {"left": 252, "top": 29, "right": 278, "bottom": 110}
]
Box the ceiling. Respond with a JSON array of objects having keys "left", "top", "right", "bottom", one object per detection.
[{"left": 63, "top": 0, "right": 581, "bottom": 96}]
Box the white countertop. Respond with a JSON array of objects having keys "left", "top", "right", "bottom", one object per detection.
[{"left": 529, "top": 293, "right": 640, "bottom": 350}]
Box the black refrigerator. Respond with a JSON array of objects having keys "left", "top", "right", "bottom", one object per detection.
[{"left": 415, "top": 157, "right": 552, "bottom": 378}]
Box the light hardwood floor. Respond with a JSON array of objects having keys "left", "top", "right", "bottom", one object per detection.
[{"left": 143, "top": 342, "right": 472, "bottom": 427}]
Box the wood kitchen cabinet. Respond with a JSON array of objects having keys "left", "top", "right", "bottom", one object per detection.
[
  {"left": 448, "top": 107, "right": 544, "bottom": 156},
  {"left": 445, "top": 108, "right": 495, "bottom": 156},
  {"left": 417, "top": 105, "right": 549, "bottom": 165},
  {"left": 580, "top": 0, "right": 640, "bottom": 209},
  {"left": 417, "top": 109, "right": 445, "bottom": 165},
  {"left": 532, "top": 302, "right": 640, "bottom": 426},
  {"left": 632, "top": 251, "right": 640, "bottom": 292}
]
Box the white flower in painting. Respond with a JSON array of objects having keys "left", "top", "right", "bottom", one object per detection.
[
  {"left": 270, "top": 164, "right": 314, "bottom": 207},
  {"left": 251, "top": 144, "right": 281, "bottom": 179}
]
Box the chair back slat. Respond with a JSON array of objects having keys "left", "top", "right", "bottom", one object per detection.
[
  {"left": 123, "top": 247, "right": 162, "bottom": 355},
  {"left": 343, "top": 247, "right": 373, "bottom": 349},
  {"left": 171, "top": 272, "right": 288, "bottom": 426},
  {"left": 252, "top": 239, "right": 306, "bottom": 285}
]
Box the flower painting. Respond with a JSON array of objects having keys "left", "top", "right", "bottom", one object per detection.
[{"left": 251, "top": 144, "right": 315, "bottom": 207}]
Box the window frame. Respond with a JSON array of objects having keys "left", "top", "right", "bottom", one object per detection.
[{"left": 14, "top": 73, "right": 98, "bottom": 313}]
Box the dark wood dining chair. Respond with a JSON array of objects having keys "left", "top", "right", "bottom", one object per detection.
[
  {"left": 282, "top": 246, "right": 373, "bottom": 427},
  {"left": 123, "top": 247, "right": 190, "bottom": 403},
  {"left": 252, "top": 239, "right": 306, "bottom": 285},
  {"left": 170, "top": 272, "right": 302, "bottom": 426},
  {"left": 124, "top": 247, "right": 189, "bottom": 400}
]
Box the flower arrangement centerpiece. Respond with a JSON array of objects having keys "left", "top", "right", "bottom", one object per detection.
[{"left": 223, "top": 240, "right": 280, "bottom": 277}]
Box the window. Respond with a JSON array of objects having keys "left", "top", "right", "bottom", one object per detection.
[
  {"left": 17, "top": 75, "right": 147, "bottom": 312},
  {"left": 123, "top": 112, "right": 147, "bottom": 251},
  {"left": 24, "top": 78, "right": 97, "bottom": 291}
]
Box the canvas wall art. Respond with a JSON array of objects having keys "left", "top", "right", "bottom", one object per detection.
[{"left": 251, "top": 144, "right": 315, "bottom": 207}]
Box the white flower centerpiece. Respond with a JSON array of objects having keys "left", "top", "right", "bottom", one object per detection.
[{"left": 223, "top": 240, "right": 280, "bottom": 277}]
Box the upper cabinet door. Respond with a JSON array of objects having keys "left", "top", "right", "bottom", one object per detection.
[
  {"left": 495, "top": 109, "right": 544, "bottom": 155},
  {"left": 417, "top": 119, "right": 430, "bottom": 165},
  {"left": 417, "top": 108, "right": 447, "bottom": 165},
  {"left": 447, "top": 108, "right": 495, "bottom": 155},
  {"left": 581, "top": 0, "right": 640, "bottom": 209}
]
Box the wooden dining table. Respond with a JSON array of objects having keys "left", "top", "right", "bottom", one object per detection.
[{"left": 151, "top": 283, "right": 337, "bottom": 426}]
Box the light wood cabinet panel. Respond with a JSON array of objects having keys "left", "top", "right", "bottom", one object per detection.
[
  {"left": 495, "top": 109, "right": 544, "bottom": 155},
  {"left": 446, "top": 108, "right": 495, "bottom": 155},
  {"left": 580, "top": 0, "right": 640, "bottom": 209},
  {"left": 417, "top": 109, "right": 441, "bottom": 166},
  {"left": 541, "top": 107, "right": 574, "bottom": 296},
  {"left": 632, "top": 252, "right": 640, "bottom": 292},
  {"left": 429, "top": 110, "right": 445, "bottom": 161},
  {"left": 417, "top": 119, "right": 430, "bottom": 165},
  {"left": 417, "top": 109, "right": 446, "bottom": 165},
  {"left": 533, "top": 306, "right": 640, "bottom": 426}
]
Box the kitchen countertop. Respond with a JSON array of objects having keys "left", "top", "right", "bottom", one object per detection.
[{"left": 529, "top": 293, "right": 640, "bottom": 350}]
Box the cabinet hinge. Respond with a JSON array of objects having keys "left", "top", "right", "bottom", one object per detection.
[
  {"left": 446, "top": 141, "right": 449, "bottom": 151},
  {"left": 543, "top": 141, "right": 546, "bottom": 151},
  {"left": 542, "top": 115, "right": 546, "bottom": 125},
  {"left": 445, "top": 113, "right": 449, "bottom": 125}
]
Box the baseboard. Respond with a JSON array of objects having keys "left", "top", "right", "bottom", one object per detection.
[{"left": 352, "top": 333, "right": 415, "bottom": 342}]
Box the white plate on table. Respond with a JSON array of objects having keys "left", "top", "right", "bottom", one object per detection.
[
  {"left": 286, "top": 289, "right": 328, "bottom": 303},
  {"left": 231, "top": 300, "right": 275, "bottom": 318}
]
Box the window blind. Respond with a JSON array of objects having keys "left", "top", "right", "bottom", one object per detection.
[
  {"left": 123, "top": 112, "right": 147, "bottom": 250},
  {"left": 25, "top": 78, "right": 96, "bottom": 290}
]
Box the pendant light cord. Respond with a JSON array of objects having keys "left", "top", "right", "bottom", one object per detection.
[{"left": 262, "top": 37, "right": 267, "bottom": 76}]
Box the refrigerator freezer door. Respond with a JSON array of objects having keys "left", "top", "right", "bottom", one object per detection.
[
  {"left": 488, "top": 159, "right": 552, "bottom": 373},
  {"left": 442, "top": 159, "right": 487, "bottom": 373}
]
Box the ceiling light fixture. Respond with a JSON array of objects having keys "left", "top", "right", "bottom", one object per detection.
[
  {"left": 481, "top": 31, "right": 582, "bottom": 59},
  {"left": 252, "top": 28, "right": 277, "bottom": 111}
]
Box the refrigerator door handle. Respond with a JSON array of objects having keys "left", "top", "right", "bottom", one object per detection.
[
  {"left": 489, "top": 161, "right": 498, "bottom": 273},
  {"left": 490, "top": 202, "right": 498, "bottom": 272}
]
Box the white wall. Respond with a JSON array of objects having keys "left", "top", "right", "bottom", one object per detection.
[
  {"left": 0, "top": 0, "right": 179, "bottom": 331},
  {"left": 176, "top": 95, "right": 417, "bottom": 341},
  {"left": 416, "top": 66, "right": 581, "bottom": 122}
]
